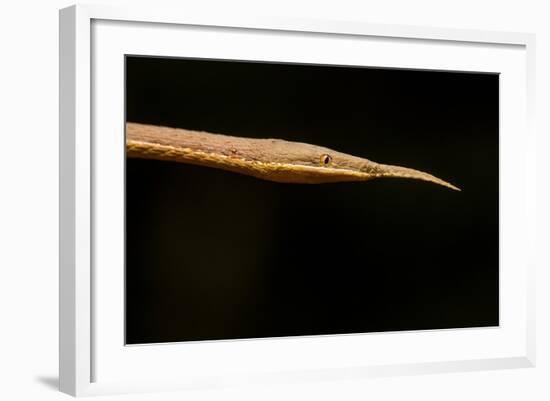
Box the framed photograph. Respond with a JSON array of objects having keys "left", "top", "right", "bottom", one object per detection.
[{"left": 59, "top": 4, "right": 536, "bottom": 396}]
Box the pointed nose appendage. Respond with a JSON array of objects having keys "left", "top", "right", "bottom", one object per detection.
[{"left": 371, "top": 163, "right": 461, "bottom": 191}]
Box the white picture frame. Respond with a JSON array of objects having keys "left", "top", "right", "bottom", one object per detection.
[{"left": 59, "top": 3, "right": 536, "bottom": 397}]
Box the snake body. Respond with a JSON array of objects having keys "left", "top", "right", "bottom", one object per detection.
[{"left": 126, "top": 122, "right": 460, "bottom": 191}]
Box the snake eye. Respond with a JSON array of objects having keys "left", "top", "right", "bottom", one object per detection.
[{"left": 320, "top": 154, "right": 332, "bottom": 166}]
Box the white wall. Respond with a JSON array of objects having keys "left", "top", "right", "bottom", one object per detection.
[{"left": 0, "top": 0, "right": 548, "bottom": 399}]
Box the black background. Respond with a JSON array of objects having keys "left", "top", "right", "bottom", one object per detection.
[{"left": 125, "top": 56, "right": 499, "bottom": 344}]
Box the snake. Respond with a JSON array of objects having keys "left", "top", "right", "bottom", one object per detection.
[{"left": 126, "top": 122, "right": 460, "bottom": 191}]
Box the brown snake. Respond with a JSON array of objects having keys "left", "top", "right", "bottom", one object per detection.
[{"left": 126, "top": 122, "right": 460, "bottom": 191}]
